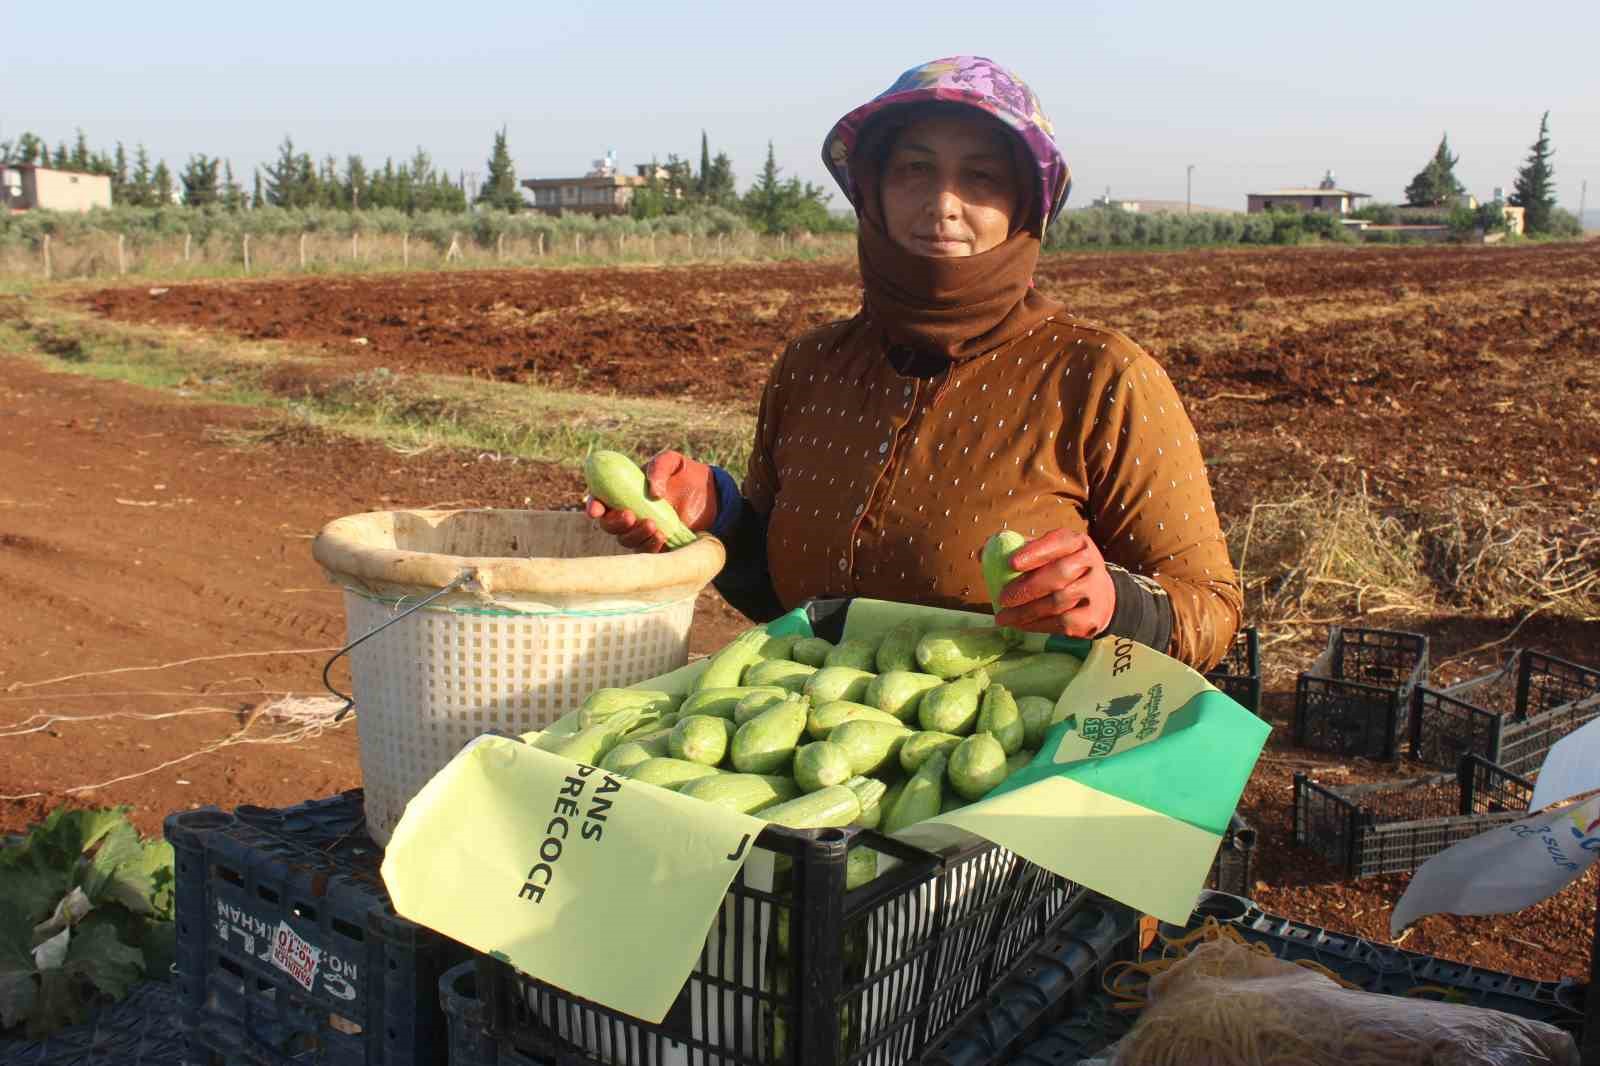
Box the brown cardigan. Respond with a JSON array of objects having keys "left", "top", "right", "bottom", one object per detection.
[{"left": 740, "top": 311, "right": 1242, "bottom": 671}]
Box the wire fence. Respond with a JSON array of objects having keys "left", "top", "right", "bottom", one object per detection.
[{"left": 1, "top": 228, "right": 857, "bottom": 282}]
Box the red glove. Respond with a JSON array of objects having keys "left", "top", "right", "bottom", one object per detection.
[
  {"left": 584, "top": 450, "right": 717, "bottom": 554},
  {"left": 992, "top": 529, "right": 1117, "bottom": 639}
]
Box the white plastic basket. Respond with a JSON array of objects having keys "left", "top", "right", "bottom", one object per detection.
[{"left": 313, "top": 509, "right": 725, "bottom": 846}]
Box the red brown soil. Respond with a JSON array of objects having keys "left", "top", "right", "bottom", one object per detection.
[
  {"left": 5, "top": 244, "right": 1597, "bottom": 989},
  {"left": 82, "top": 243, "right": 1600, "bottom": 519}
]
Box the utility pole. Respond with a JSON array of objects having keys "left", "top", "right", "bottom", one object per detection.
[{"left": 1186, "top": 164, "right": 1195, "bottom": 215}]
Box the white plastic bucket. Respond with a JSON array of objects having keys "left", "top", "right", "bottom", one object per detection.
[{"left": 312, "top": 508, "right": 725, "bottom": 845}]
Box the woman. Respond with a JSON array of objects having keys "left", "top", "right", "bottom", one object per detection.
[{"left": 587, "top": 56, "right": 1241, "bottom": 671}]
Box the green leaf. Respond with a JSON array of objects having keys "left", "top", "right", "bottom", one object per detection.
[
  {"left": 26, "top": 969, "right": 87, "bottom": 1039},
  {"left": 82, "top": 823, "right": 143, "bottom": 904},
  {"left": 99, "top": 839, "right": 175, "bottom": 920},
  {"left": 28, "top": 808, "right": 129, "bottom": 873},
  {"left": 0, "top": 854, "right": 72, "bottom": 931},
  {"left": 0, "top": 941, "right": 38, "bottom": 1032},
  {"left": 63, "top": 916, "right": 144, "bottom": 1002},
  {"left": 137, "top": 921, "right": 176, "bottom": 979}
]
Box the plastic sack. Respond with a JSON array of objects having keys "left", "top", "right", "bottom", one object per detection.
[{"left": 1099, "top": 935, "right": 1579, "bottom": 1066}]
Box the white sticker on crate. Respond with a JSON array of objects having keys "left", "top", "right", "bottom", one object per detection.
[{"left": 269, "top": 921, "right": 323, "bottom": 993}]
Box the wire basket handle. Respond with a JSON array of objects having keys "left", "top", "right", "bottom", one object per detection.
[{"left": 322, "top": 569, "right": 478, "bottom": 721}]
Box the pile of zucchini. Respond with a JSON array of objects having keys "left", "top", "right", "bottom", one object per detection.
[{"left": 543, "top": 613, "right": 1082, "bottom": 889}]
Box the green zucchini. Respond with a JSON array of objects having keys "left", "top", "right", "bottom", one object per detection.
[
  {"left": 948, "top": 733, "right": 1008, "bottom": 801},
  {"left": 827, "top": 719, "right": 910, "bottom": 776},
  {"left": 679, "top": 772, "right": 799, "bottom": 813},
  {"left": 916, "top": 627, "right": 1019, "bottom": 679},
  {"left": 696, "top": 627, "right": 775, "bottom": 692},
  {"left": 977, "top": 684, "right": 1025, "bottom": 755},
  {"left": 807, "top": 699, "right": 905, "bottom": 740},
  {"left": 917, "top": 671, "right": 991, "bottom": 735},
  {"left": 864, "top": 670, "right": 945, "bottom": 722},
  {"left": 793, "top": 741, "right": 855, "bottom": 792},
  {"left": 758, "top": 785, "right": 862, "bottom": 829},
  {"left": 874, "top": 618, "right": 925, "bottom": 673},
  {"left": 583, "top": 449, "right": 696, "bottom": 549}
]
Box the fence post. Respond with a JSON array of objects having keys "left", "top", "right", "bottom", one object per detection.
[
  {"left": 537, "top": 233, "right": 544, "bottom": 257},
  {"left": 42, "top": 234, "right": 51, "bottom": 280},
  {"left": 242, "top": 234, "right": 250, "bottom": 274},
  {"left": 780, "top": 232, "right": 786, "bottom": 254},
  {"left": 352, "top": 231, "right": 359, "bottom": 262},
  {"left": 299, "top": 232, "right": 307, "bottom": 270},
  {"left": 648, "top": 232, "right": 656, "bottom": 259},
  {"left": 687, "top": 232, "right": 693, "bottom": 257},
  {"left": 402, "top": 232, "right": 410, "bottom": 267},
  {"left": 117, "top": 234, "right": 126, "bottom": 276},
  {"left": 498, "top": 232, "right": 505, "bottom": 261},
  {"left": 183, "top": 231, "right": 192, "bottom": 263},
  {"left": 575, "top": 233, "right": 583, "bottom": 257}
]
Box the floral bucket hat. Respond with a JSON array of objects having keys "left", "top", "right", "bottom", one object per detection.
[{"left": 823, "top": 56, "right": 1072, "bottom": 230}]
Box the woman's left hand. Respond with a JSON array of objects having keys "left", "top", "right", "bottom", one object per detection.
[{"left": 992, "top": 529, "right": 1116, "bottom": 639}]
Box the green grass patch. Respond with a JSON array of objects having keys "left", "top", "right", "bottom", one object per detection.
[{"left": 0, "top": 296, "right": 755, "bottom": 478}]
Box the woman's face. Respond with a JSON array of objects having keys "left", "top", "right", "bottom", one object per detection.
[{"left": 878, "top": 112, "right": 1021, "bottom": 258}]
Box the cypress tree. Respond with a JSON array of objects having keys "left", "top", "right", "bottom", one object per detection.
[
  {"left": 113, "top": 143, "right": 129, "bottom": 202},
  {"left": 1509, "top": 111, "right": 1556, "bottom": 235},
  {"left": 152, "top": 160, "right": 174, "bottom": 205},
  {"left": 698, "top": 130, "right": 712, "bottom": 199},
  {"left": 130, "top": 145, "right": 153, "bottom": 206},
  {"left": 1404, "top": 134, "right": 1465, "bottom": 206},
  {"left": 476, "top": 127, "right": 522, "bottom": 212},
  {"left": 70, "top": 129, "right": 92, "bottom": 171},
  {"left": 180, "top": 154, "right": 221, "bottom": 206}
]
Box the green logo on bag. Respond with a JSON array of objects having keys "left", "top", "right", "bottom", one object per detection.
[{"left": 1078, "top": 693, "right": 1142, "bottom": 757}]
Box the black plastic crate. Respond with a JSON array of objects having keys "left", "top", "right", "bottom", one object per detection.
[
  {"left": 1412, "top": 649, "right": 1600, "bottom": 773},
  {"left": 477, "top": 596, "right": 1090, "bottom": 1066},
  {"left": 1203, "top": 625, "right": 1261, "bottom": 714},
  {"left": 1293, "top": 626, "right": 1429, "bottom": 760},
  {"left": 917, "top": 896, "right": 1139, "bottom": 1066},
  {"left": 1205, "top": 813, "right": 1257, "bottom": 898},
  {"left": 166, "top": 791, "right": 471, "bottom": 1066},
  {"left": 1292, "top": 754, "right": 1534, "bottom": 878},
  {"left": 449, "top": 897, "right": 1138, "bottom": 1066},
  {"left": 440, "top": 963, "right": 541, "bottom": 1066},
  {"left": 479, "top": 828, "right": 1083, "bottom": 1066},
  {"left": 1014, "top": 889, "right": 1591, "bottom": 1062},
  {"left": 0, "top": 980, "right": 185, "bottom": 1066},
  {"left": 1587, "top": 875, "right": 1600, "bottom": 1066}
]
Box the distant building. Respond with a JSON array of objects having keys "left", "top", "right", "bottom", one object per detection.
[
  {"left": 1247, "top": 169, "right": 1370, "bottom": 216},
  {"left": 522, "top": 151, "right": 674, "bottom": 217},
  {"left": 1, "top": 164, "right": 113, "bottom": 213},
  {"left": 1090, "top": 187, "right": 1140, "bottom": 212}
]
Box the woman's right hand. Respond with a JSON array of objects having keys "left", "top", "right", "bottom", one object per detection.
[{"left": 584, "top": 450, "right": 718, "bottom": 553}]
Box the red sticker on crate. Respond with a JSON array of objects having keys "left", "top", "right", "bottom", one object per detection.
[{"left": 269, "top": 921, "right": 322, "bottom": 992}]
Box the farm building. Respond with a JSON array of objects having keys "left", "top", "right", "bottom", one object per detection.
[
  {"left": 522, "top": 153, "right": 672, "bottom": 217},
  {"left": 1247, "top": 170, "right": 1370, "bottom": 216},
  {"left": 1, "top": 164, "right": 113, "bottom": 213}
]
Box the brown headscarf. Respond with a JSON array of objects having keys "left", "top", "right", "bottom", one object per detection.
[{"left": 850, "top": 105, "right": 1065, "bottom": 363}]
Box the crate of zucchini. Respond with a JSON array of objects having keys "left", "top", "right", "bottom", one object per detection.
[{"left": 478, "top": 596, "right": 1097, "bottom": 1066}]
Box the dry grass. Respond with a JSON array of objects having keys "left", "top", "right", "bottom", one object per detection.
[
  {"left": 1419, "top": 491, "right": 1600, "bottom": 620},
  {"left": 1229, "top": 470, "right": 1600, "bottom": 624}
]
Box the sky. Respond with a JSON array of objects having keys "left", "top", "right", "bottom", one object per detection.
[{"left": 5, "top": 0, "right": 1596, "bottom": 215}]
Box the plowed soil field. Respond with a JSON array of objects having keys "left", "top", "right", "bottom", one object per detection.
[{"left": 5, "top": 241, "right": 1598, "bottom": 988}]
